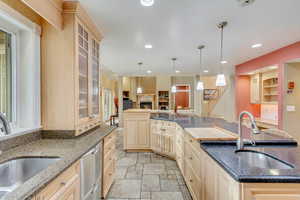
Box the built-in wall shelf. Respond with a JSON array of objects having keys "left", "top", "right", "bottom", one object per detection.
[
  {"left": 158, "top": 91, "right": 169, "bottom": 110},
  {"left": 262, "top": 71, "right": 278, "bottom": 103}
]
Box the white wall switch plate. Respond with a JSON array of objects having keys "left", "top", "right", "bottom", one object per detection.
[{"left": 286, "top": 105, "right": 296, "bottom": 112}]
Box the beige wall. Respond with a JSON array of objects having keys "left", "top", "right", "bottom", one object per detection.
[
  {"left": 283, "top": 63, "right": 300, "bottom": 142},
  {"left": 200, "top": 75, "right": 236, "bottom": 122},
  {"left": 0, "top": 0, "right": 42, "bottom": 25},
  {"left": 171, "top": 76, "right": 195, "bottom": 109}
]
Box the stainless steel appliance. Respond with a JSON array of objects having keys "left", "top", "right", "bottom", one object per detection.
[{"left": 81, "top": 142, "right": 102, "bottom": 200}]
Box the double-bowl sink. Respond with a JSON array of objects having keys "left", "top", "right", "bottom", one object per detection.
[{"left": 0, "top": 157, "right": 61, "bottom": 198}]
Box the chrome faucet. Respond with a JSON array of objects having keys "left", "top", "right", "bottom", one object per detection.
[
  {"left": 0, "top": 112, "right": 11, "bottom": 135},
  {"left": 237, "top": 111, "right": 260, "bottom": 150}
]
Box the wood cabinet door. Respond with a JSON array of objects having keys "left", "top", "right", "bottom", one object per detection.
[
  {"left": 49, "top": 175, "right": 80, "bottom": 200},
  {"left": 137, "top": 119, "right": 150, "bottom": 148},
  {"left": 77, "top": 23, "right": 90, "bottom": 123},
  {"left": 243, "top": 183, "right": 300, "bottom": 200},
  {"left": 124, "top": 120, "right": 138, "bottom": 148},
  {"left": 90, "top": 39, "right": 100, "bottom": 119},
  {"left": 202, "top": 154, "right": 217, "bottom": 200}
]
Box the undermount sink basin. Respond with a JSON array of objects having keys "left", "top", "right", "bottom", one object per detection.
[
  {"left": 235, "top": 150, "right": 294, "bottom": 170},
  {"left": 0, "top": 157, "right": 60, "bottom": 198}
]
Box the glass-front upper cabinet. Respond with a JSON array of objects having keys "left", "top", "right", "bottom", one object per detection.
[
  {"left": 78, "top": 24, "right": 89, "bottom": 120},
  {"left": 91, "top": 39, "right": 100, "bottom": 117}
]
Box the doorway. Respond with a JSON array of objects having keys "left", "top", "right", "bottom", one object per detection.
[
  {"left": 283, "top": 61, "right": 300, "bottom": 142},
  {"left": 174, "top": 85, "right": 190, "bottom": 109}
]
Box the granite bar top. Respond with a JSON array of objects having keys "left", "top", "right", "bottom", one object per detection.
[
  {"left": 150, "top": 112, "right": 295, "bottom": 142},
  {"left": 151, "top": 112, "right": 300, "bottom": 183},
  {"left": 201, "top": 141, "right": 300, "bottom": 183},
  {"left": 0, "top": 125, "right": 116, "bottom": 200}
]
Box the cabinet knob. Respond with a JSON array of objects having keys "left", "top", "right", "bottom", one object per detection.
[
  {"left": 189, "top": 156, "right": 193, "bottom": 160},
  {"left": 61, "top": 182, "right": 66, "bottom": 186},
  {"left": 190, "top": 139, "right": 193, "bottom": 143},
  {"left": 189, "top": 179, "right": 193, "bottom": 183}
]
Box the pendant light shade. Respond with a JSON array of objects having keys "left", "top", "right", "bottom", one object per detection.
[
  {"left": 137, "top": 86, "right": 143, "bottom": 94},
  {"left": 171, "top": 85, "right": 177, "bottom": 93},
  {"left": 171, "top": 58, "right": 177, "bottom": 93},
  {"left": 197, "top": 45, "right": 205, "bottom": 91},
  {"left": 216, "top": 74, "right": 226, "bottom": 87},
  {"left": 140, "top": 0, "right": 154, "bottom": 7},
  {"left": 216, "top": 21, "right": 227, "bottom": 87},
  {"left": 196, "top": 81, "right": 204, "bottom": 91}
]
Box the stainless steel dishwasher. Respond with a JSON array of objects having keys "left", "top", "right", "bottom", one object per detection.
[{"left": 81, "top": 141, "right": 102, "bottom": 200}]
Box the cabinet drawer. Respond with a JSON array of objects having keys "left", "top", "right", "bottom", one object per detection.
[
  {"left": 185, "top": 141, "right": 201, "bottom": 178},
  {"left": 103, "top": 156, "right": 115, "bottom": 198},
  {"left": 185, "top": 162, "right": 201, "bottom": 200},
  {"left": 36, "top": 161, "right": 80, "bottom": 200}
]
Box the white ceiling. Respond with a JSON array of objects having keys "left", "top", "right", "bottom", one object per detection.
[{"left": 79, "top": 0, "right": 300, "bottom": 76}]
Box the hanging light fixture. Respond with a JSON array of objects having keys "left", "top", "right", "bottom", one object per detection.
[
  {"left": 171, "top": 58, "right": 177, "bottom": 93},
  {"left": 196, "top": 45, "right": 205, "bottom": 91},
  {"left": 137, "top": 62, "right": 143, "bottom": 94},
  {"left": 216, "top": 21, "right": 227, "bottom": 87},
  {"left": 140, "top": 0, "right": 154, "bottom": 7}
]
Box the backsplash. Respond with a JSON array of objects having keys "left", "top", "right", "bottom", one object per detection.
[{"left": 261, "top": 104, "right": 278, "bottom": 121}]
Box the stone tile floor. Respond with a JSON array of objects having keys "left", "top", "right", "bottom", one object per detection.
[{"left": 105, "top": 128, "right": 192, "bottom": 200}]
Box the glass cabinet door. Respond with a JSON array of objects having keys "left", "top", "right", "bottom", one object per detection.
[
  {"left": 91, "top": 39, "right": 100, "bottom": 116},
  {"left": 78, "top": 24, "right": 89, "bottom": 119}
]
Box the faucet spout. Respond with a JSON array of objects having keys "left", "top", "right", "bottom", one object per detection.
[
  {"left": 237, "top": 111, "right": 260, "bottom": 150},
  {"left": 0, "top": 112, "right": 11, "bottom": 135}
]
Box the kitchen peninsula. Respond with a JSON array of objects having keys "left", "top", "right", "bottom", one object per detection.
[{"left": 123, "top": 109, "right": 300, "bottom": 200}]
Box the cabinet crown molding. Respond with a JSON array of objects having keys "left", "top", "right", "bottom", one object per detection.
[{"left": 63, "top": 1, "right": 103, "bottom": 41}]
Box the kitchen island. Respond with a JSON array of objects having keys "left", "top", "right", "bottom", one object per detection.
[{"left": 123, "top": 109, "right": 300, "bottom": 200}]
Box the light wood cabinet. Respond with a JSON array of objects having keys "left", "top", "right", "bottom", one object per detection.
[
  {"left": 150, "top": 120, "right": 176, "bottom": 158},
  {"left": 250, "top": 74, "right": 261, "bottom": 104},
  {"left": 242, "top": 183, "right": 300, "bottom": 200},
  {"left": 123, "top": 111, "right": 150, "bottom": 150},
  {"left": 35, "top": 161, "right": 81, "bottom": 200},
  {"left": 102, "top": 130, "right": 116, "bottom": 198},
  {"left": 41, "top": 1, "right": 103, "bottom": 136}
]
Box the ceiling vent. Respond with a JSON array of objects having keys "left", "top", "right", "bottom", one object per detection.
[{"left": 237, "top": 0, "right": 255, "bottom": 7}]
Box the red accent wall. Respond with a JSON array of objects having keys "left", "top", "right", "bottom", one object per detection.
[
  {"left": 235, "top": 41, "right": 300, "bottom": 129},
  {"left": 236, "top": 76, "right": 261, "bottom": 117}
]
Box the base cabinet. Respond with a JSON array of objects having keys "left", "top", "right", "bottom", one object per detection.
[
  {"left": 35, "top": 161, "right": 81, "bottom": 200},
  {"left": 150, "top": 120, "right": 176, "bottom": 158},
  {"left": 102, "top": 130, "right": 117, "bottom": 198},
  {"left": 124, "top": 111, "right": 150, "bottom": 150}
]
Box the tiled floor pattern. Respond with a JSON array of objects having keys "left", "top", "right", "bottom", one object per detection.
[{"left": 105, "top": 129, "right": 192, "bottom": 200}]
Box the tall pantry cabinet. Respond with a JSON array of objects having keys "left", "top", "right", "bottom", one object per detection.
[{"left": 42, "top": 1, "right": 103, "bottom": 136}]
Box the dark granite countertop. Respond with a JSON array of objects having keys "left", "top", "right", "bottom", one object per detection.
[
  {"left": 201, "top": 141, "right": 300, "bottom": 183},
  {"left": 0, "top": 125, "right": 116, "bottom": 200},
  {"left": 151, "top": 112, "right": 300, "bottom": 183}
]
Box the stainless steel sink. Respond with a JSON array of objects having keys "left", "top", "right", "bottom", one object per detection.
[
  {"left": 235, "top": 150, "right": 294, "bottom": 170},
  {"left": 0, "top": 157, "right": 60, "bottom": 198}
]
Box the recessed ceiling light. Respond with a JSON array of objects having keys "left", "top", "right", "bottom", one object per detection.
[
  {"left": 220, "top": 60, "right": 228, "bottom": 64},
  {"left": 147, "top": 70, "right": 152, "bottom": 74},
  {"left": 252, "top": 43, "right": 262, "bottom": 48},
  {"left": 140, "top": 0, "right": 154, "bottom": 7},
  {"left": 175, "top": 70, "right": 180, "bottom": 73},
  {"left": 144, "top": 44, "right": 153, "bottom": 49},
  {"left": 203, "top": 70, "right": 209, "bottom": 73}
]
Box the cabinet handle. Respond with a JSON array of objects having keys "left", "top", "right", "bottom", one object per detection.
[
  {"left": 190, "top": 139, "right": 193, "bottom": 143},
  {"left": 61, "top": 182, "right": 66, "bottom": 186},
  {"left": 189, "top": 156, "right": 193, "bottom": 160},
  {"left": 189, "top": 179, "right": 193, "bottom": 183},
  {"left": 161, "top": 128, "right": 166, "bottom": 131}
]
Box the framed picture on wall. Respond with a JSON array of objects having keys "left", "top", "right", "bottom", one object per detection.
[{"left": 203, "top": 89, "right": 219, "bottom": 101}]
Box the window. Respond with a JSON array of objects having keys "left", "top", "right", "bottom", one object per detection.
[
  {"left": 103, "top": 89, "right": 112, "bottom": 122},
  {"left": 0, "top": 30, "right": 12, "bottom": 121},
  {"left": 0, "top": 3, "right": 41, "bottom": 136}
]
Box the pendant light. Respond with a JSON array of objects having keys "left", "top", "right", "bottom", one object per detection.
[
  {"left": 216, "top": 21, "right": 227, "bottom": 87},
  {"left": 140, "top": 0, "right": 154, "bottom": 7},
  {"left": 137, "top": 62, "right": 143, "bottom": 94},
  {"left": 171, "top": 58, "right": 177, "bottom": 93},
  {"left": 196, "top": 45, "right": 205, "bottom": 91}
]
